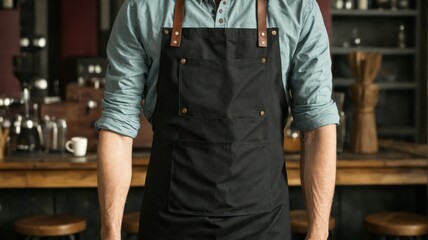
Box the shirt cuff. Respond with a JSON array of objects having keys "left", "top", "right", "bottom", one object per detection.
[
  {"left": 291, "top": 100, "right": 340, "bottom": 131},
  {"left": 95, "top": 114, "right": 140, "bottom": 138}
]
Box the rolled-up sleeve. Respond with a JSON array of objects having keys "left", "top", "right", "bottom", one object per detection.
[
  {"left": 290, "top": 0, "right": 339, "bottom": 131},
  {"left": 95, "top": 0, "right": 151, "bottom": 138}
]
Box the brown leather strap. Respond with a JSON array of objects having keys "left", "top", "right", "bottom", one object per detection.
[
  {"left": 257, "top": 0, "right": 267, "bottom": 48},
  {"left": 170, "top": 0, "right": 185, "bottom": 47}
]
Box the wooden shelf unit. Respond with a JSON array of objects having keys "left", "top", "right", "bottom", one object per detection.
[{"left": 331, "top": 1, "right": 424, "bottom": 142}]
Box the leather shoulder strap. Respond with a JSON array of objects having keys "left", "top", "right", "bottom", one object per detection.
[
  {"left": 170, "top": 0, "right": 185, "bottom": 47},
  {"left": 257, "top": 0, "right": 267, "bottom": 48}
]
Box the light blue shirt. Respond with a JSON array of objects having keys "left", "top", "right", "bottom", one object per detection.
[{"left": 95, "top": 0, "right": 339, "bottom": 138}]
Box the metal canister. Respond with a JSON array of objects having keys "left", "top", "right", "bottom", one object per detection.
[{"left": 56, "top": 119, "right": 67, "bottom": 153}]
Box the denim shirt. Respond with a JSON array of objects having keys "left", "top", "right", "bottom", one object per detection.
[{"left": 95, "top": 0, "right": 339, "bottom": 138}]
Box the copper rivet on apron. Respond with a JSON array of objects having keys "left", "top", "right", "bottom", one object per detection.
[
  {"left": 260, "top": 32, "right": 265, "bottom": 37},
  {"left": 175, "top": 31, "right": 180, "bottom": 36},
  {"left": 259, "top": 110, "right": 265, "bottom": 117},
  {"left": 271, "top": 30, "right": 277, "bottom": 36},
  {"left": 173, "top": 40, "right": 178, "bottom": 45},
  {"left": 260, "top": 57, "right": 267, "bottom": 63},
  {"left": 164, "top": 29, "right": 170, "bottom": 35},
  {"left": 180, "top": 58, "right": 187, "bottom": 64},
  {"left": 181, "top": 108, "right": 188, "bottom": 114}
]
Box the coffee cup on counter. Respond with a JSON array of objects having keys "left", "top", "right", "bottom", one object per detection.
[{"left": 65, "top": 137, "right": 88, "bottom": 157}]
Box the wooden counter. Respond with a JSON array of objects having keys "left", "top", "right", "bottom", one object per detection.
[{"left": 0, "top": 148, "right": 426, "bottom": 188}]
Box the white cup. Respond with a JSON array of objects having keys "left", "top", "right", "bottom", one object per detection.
[{"left": 65, "top": 137, "right": 88, "bottom": 157}]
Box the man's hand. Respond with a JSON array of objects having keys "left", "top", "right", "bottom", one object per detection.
[
  {"left": 300, "top": 125, "right": 337, "bottom": 240},
  {"left": 97, "top": 130, "right": 134, "bottom": 240}
]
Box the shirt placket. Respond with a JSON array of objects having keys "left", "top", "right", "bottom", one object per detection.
[
  {"left": 214, "top": 0, "right": 228, "bottom": 27},
  {"left": 205, "top": 0, "right": 228, "bottom": 27}
]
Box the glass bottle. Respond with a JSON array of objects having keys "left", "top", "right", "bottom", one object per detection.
[
  {"left": 345, "top": 0, "right": 354, "bottom": 9},
  {"left": 337, "top": 111, "right": 346, "bottom": 153},
  {"left": 335, "top": 0, "right": 344, "bottom": 9},
  {"left": 398, "top": 25, "right": 406, "bottom": 48},
  {"left": 352, "top": 28, "right": 362, "bottom": 47}
]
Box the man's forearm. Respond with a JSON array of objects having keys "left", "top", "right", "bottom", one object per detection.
[
  {"left": 300, "top": 125, "right": 337, "bottom": 240},
  {"left": 97, "top": 130, "right": 133, "bottom": 239}
]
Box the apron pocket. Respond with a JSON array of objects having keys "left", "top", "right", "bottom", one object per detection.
[
  {"left": 178, "top": 58, "right": 267, "bottom": 119},
  {"left": 168, "top": 140, "right": 272, "bottom": 216}
]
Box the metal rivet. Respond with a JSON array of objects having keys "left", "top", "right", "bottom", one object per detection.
[
  {"left": 180, "top": 58, "right": 187, "bottom": 64},
  {"left": 174, "top": 31, "right": 180, "bottom": 36},
  {"left": 259, "top": 110, "right": 265, "bottom": 117},
  {"left": 181, "top": 108, "right": 188, "bottom": 114},
  {"left": 260, "top": 32, "right": 266, "bottom": 37},
  {"left": 272, "top": 30, "right": 277, "bottom": 36},
  {"left": 173, "top": 40, "right": 178, "bottom": 45},
  {"left": 261, "top": 41, "right": 266, "bottom": 45},
  {"left": 260, "top": 57, "right": 267, "bottom": 63},
  {"left": 163, "top": 29, "right": 170, "bottom": 35}
]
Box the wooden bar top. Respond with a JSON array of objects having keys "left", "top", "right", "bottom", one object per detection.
[{"left": 0, "top": 148, "right": 426, "bottom": 188}]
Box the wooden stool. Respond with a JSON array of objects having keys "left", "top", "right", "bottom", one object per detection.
[
  {"left": 123, "top": 212, "right": 140, "bottom": 240},
  {"left": 290, "top": 210, "right": 336, "bottom": 239},
  {"left": 14, "top": 215, "right": 86, "bottom": 240},
  {"left": 364, "top": 212, "right": 428, "bottom": 239}
]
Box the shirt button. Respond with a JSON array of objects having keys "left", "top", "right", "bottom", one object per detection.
[
  {"left": 223, "top": 1, "right": 227, "bottom": 4},
  {"left": 219, "top": 9, "right": 223, "bottom": 13},
  {"left": 219, "top": 18, "right": 224, "bottom": 23}
]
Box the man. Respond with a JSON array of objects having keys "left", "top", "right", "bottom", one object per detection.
[{"left": 96, "top": 0, "right": 339, "bottom": 239}]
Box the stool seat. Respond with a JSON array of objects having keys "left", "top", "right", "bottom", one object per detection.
[
  {"left": 123, "top": 212, "right": 140, "bottom": 234},
  {"left": 364, "top": 212, "right": 428, "bottom": 236},
  {"left": 15, "top": 215, "right": 86, "bottom": 237},
  {"left": 290, "top": 210, "right": 336, "bottom": 234}
]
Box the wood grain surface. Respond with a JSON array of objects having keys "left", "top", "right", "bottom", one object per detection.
[
  {"left": 14, "top": 215, "right": 86, "bottom": 236},
  {"left": 0, "top": 150, "right": 426, "bottom": 188}
]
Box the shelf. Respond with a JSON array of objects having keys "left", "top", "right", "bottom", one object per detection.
[
  {"left": 331, "top": 9, "right": 418, "bottom": 17},
  {"left": 333, "top": 78, "right": 417, "bottom": 89},
  {"left": 377, "top": 127, "right": 416, "bottom": 136},
  {"left": 332, "top": 47, "right": 416, "bottom": 55}
]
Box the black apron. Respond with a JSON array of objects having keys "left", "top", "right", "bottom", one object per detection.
[{"left": 139, "top": 0, "right": 291, "bottom": 239}]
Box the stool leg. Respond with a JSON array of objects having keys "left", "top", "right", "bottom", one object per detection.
[
  {"left": 75, "top": 232, "right": 83, "bottom": 240},
  {"left": 126, "top": 233, "right": 137, "bottom": 240},
  {"left": 328, "top": 230, "right": 335, "bottom": 240}
]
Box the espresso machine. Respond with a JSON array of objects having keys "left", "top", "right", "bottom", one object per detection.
[{"left": 11, "top": 36, "right": 47, "bottom": 153}]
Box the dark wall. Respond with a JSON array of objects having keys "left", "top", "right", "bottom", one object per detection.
[
  {"left": 0, "top": 9, "right": 20, "bottom": 97},
  {"left": 59, "top": 0, "right": 98, "bottom": 97},
  {"left": 316, "top": 0, "right": 332, "bottom": 39}
]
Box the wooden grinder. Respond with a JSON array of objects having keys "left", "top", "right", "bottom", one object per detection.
[
  {"left": 0, "top": 128, "right": 9, "bottom": 160},
  {"left": 349, "top": 52, "right": 382, "bottom": 153}
]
